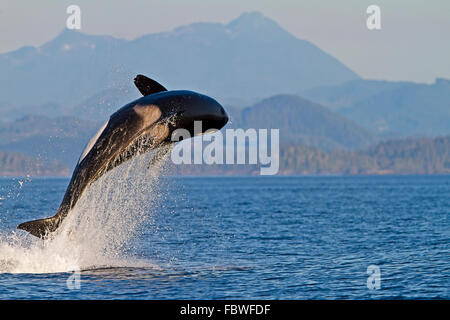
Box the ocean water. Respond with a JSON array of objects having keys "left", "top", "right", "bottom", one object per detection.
[{"left": 0, "top": 171, "right": 448, "bottom": 299}]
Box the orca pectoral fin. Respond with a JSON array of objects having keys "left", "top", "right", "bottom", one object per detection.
[
  {"left": 17, "top": 216, "right": 61, "bottom": 239},
  {"left": 134, "top": 74, "right": 167, "bottom": 96}
]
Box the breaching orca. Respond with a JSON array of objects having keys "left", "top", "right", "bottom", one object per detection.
[{"left": 18, "top": 75, "right": 228, "bottom": 238}]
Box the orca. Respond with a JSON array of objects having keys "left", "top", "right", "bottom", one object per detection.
[{"left": 18, "top": 75, "right": 228, "bottom": 238}]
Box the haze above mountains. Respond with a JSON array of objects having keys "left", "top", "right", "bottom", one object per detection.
[{"left": 0, "top": 12, "right": 449, "bottom": 175}]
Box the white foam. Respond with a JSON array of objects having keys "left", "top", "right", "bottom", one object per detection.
[{"left": 0, "top": 145, "right": 173, "bottom": 274}]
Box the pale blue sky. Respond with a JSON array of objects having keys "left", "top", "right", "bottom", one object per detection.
[{"left": 1, "top": 0, "right": 449, "bottom": 83}]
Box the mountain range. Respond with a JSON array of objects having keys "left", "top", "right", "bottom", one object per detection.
[
  {"left": 0, "top": 116, "right": 99, "bottom": 169},
  {"left": 302, "top": 78, "right": 450, "bottom": 136},
  {"left": 0, "top": 11, "right": 448, "bottom": 176},
  {"left": 228, "top": 94, "right": 376, "bottom": 150},
  {"left": 0, "top": 11, "right": 358, "bottom": 112}
]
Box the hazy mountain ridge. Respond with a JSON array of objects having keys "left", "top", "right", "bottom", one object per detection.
[
  {"left": 0, "top": 11, "right": 358, "bottom": 113},
  {"left": 229, "top": 94, "right": 377, "bottom": 150},
  {"left": 300, "top": 79, "right": 413, "bottom": 110},
  {"left": 0, "top": 11, "right": 448, "bottom": 176},
  {"left": 340, "top": 78, "right": 450, "bottom": 136},
  {"left": 301, "top": 78, "right": 450, "bottom": 137},
  {"left": 1, "top": 11, "right": 447, "bottom": 140},
  {"left": 0, "top": 116, "right": 100, "bottom": 168}
]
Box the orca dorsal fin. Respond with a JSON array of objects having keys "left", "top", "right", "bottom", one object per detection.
[{"left": 134, "top": 74, "right": 167, "bottom": 96}]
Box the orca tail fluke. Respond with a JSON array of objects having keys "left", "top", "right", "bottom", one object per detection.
[{"left": 17, "top": 216, "right": 61, "bottom": 239}]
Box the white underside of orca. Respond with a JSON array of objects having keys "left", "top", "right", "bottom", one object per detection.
[{"left": 78, "top": 120, "right": 109, "bottom": 165}]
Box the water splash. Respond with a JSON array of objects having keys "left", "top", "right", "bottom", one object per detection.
[{"left": 0, "top": 145, "right": 173, "bottom": 274}]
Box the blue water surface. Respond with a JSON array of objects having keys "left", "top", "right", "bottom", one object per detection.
[{"left": 0, "top": 176, "right": 448, "bottom": 299}]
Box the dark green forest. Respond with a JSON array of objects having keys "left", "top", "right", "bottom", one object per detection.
[
  {"left": 278, "top": 136, "right": 450, "bottom": 175},
  {"left": 175, "top": 136, "right": 450, "bottom": 175}
]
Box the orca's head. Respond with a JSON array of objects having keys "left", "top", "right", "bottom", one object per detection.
[
  {"left": 155, "top": 90, "right": 229, "bottom": 137},
  {"left": 132, "top": 76, "right": 228, "bottom": 139}
]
